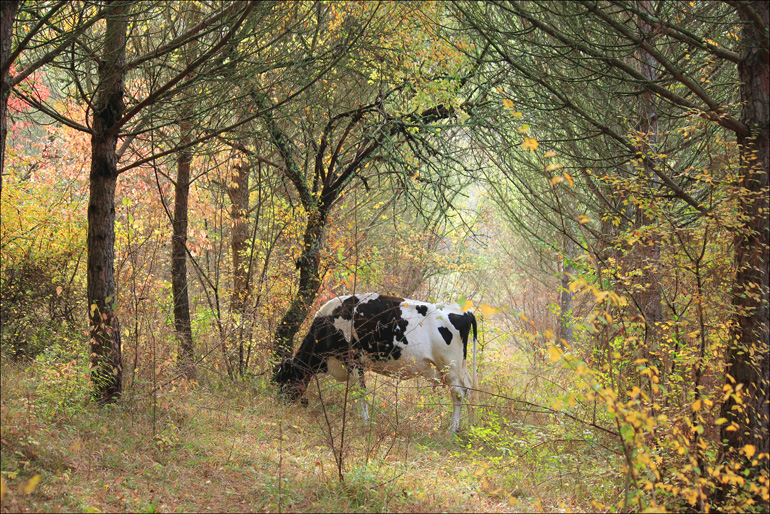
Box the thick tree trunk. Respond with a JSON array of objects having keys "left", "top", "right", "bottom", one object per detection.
[
  {"left": 172, "top": 118, "right": 194, "bottom": 378},
  {"left": 88, "top": 1, "right": 129, "bottom": 404},
  {"left": 719, "top": 0, "right": 770, "bottom": 494},
  {"left": 0, "top": 0, "right": 19, "bottom": 196},
  {"left": 273, "top": 207, "right": 328, "bottom": 360}
]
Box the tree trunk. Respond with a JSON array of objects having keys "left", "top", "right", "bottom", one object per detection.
[
  {"left": 88, "top": 1, "right": 129, "bottom": 404},
  {"left": 558, "top": 236, "right": 575, "bottom": 348},
  {"left": 719, "top": 0, "right": 770, "bottom": 495},
  {"left": 228, "top": 157, "right": 251, "bottom": 375},
  {"left": 635, "top": 1, "right": 663, "bottom": 342},
  {"left": 273, "top": 207, "right": 328, "bottom": 360},
  {"left": 171, "top": 4, "right": 203, "bottom": 379},
  {"left": 0, "top": 0, "right": 19, "bottom": 196},
  {"left": 172, "top": 117, "right": 194, "bottom": 378}
]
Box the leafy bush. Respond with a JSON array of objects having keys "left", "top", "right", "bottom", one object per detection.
[{"left": 30, "top": 343, "right": 91, "bottom": 419}]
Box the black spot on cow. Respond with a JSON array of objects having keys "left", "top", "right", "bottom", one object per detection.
[
  {"left": 416, "top": 305, "right": 428, "bottom": 316},
  {"left": 448, "top": 312, "right": 477, "bottom": 360},
  {"left": 332, "top": 295, "right": 359, "bottom": 320},
  {"left": 438, "top": 326, "right": 453, "bottom": 345},
  {"left": 353, "top": 295, "right": 406, "bottom": 360}
]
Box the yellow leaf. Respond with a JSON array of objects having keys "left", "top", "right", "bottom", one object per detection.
[
  {"left": 545, "top": 164, "right": 563, "bottom": 173},
  {"left": 22, "top": 474, "right": 41, "bottom": 495},
  {"left": 548, "top": 346, "right": 563, "bottom": 362},
  {"left": 545, "top": 151, "right": 557, "bottom": 158},
  {"left": 744, "top": 445, "right": 756, "bottom": 458},
  {"left": 692, "top": 399, "right": 702, "bottom": 412},
  {"left": 550, "top": 176, "right": 564, "bottom": 185},
  {"left": 522, "top": 137, "right": 539, "bottom": 151},
  {"left": 1, "top": 477, "right": 6, "bottom": 501},
  {"left": 517, "top": 124, "right": 530, "bottom": 134},
  {"left": 460, "top": 298, "right": 473, "bottom": 312},
  {"left": 479, "top": 304, "right": 499, "bottom": 318},
  {"left": 502, "top": 99, "right": 514, "bottom": 108},
  {"left": 513, "top": 111, "right": 523, "bottom": 118},
  {"left": 578, "top": 214, "right": 591, "bottom": 224},
  {"left": 715, "top": 417, "right": 728, "bottom": 425},
  {"left": 564, "top": 173, "right": 574, "bottom": 186}
]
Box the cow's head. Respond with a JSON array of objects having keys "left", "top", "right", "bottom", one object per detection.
[{"left": 272, "top": 359, "right": 306, "bottom": 402}]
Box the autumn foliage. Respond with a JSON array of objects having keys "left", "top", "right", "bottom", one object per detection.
[{"left": 1, "top": 1, "right": 768, "bottom": 512}]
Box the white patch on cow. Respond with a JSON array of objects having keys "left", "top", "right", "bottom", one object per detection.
[
  {"left": 316, "top": 296, "right": 345, "bottom": 317},
  {"left": 333, "top": 316, "right": 354, "bottom": 343}
]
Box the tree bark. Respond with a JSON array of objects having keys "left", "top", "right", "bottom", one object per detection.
[
  {"left": 273, "top": 206, "right": 328, "bottom": 361},
  {"left": 558, "top": 236, "right": 575, "bottom": 348},
  {"left": 88, "top": 1, "right": 130, "bottom": 404},
  {"left": 719, "top": 0, "right": 770, "bottom": 494},
  {"left": 634, "top": 1, "right": 663, "bottom": 343},
  {"left": 227, "top": 157, "right": 251, "bottom": 375},
  {"left": 0, "top": 0, "right": 19, "bottom": 196},
  {"left": 172, "top": 117, "right": 194, "bottom": 378}
]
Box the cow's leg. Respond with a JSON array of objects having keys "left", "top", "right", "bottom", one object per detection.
[
  {"left": 449, "top": 384, "right": 465, "bottom": 433},
  {"left": 446, "top": 368, "right": 472, "bottom": 433},
  {"left": 351, "top": 366, "right": 369, "bottom": 421}
]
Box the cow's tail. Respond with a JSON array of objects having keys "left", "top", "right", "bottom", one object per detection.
[{"left": 471, "top": 312, "right": 478, "bottom": 395}]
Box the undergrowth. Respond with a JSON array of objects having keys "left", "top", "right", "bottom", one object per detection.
[{"left": 1, "top": 341, "right": 622, "bottom": 513}]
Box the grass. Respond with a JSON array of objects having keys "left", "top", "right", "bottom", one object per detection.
[{"left": 1, "top": 343, "right": 623, "bottom": 513}]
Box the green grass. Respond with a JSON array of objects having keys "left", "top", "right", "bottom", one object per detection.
[{"left": 1, "top": 345, "right": 622, "bottom": 512}]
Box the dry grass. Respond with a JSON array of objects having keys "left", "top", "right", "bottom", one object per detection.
[{"left": 1, "top": 345, "right": 621, "bottom": 513}]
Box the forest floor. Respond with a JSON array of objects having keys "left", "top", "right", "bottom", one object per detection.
[{"left": 1, "top": 345, "right": 621, "bottom": 513}]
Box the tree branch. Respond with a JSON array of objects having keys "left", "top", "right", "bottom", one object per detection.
[
  {"left": 110, "top": 2, "right": 255, "bottom": 138},
  {"left": 4, "top": 0, "right": 67, "bottom": 72},
  {"left": 586, "top": 2, "right": 748, "bottom": 135},
  {"left": 502, "top": 1, "right": 749, "bottom": 136}
]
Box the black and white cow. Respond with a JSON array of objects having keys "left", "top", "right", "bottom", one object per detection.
[{"left": 273, "top": 293, "right": 477, "bottom": 433}]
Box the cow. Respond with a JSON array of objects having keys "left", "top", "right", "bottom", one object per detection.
[{"left": 273, "top": 293, "right": 477, "bottom": 433}]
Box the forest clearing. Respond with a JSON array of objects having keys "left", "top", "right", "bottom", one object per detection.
[{"left": 1, "top": 1, "right": 767, "bottom": 512}]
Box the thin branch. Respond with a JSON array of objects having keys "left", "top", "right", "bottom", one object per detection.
[
  {"left": 4, "top": 0, "right": 68, "bottom": 72},
  {"left": 501, "top": 1, "right": 749, "bottom": 136},
  {"left": 122, "top": 2, "right": 243, "bottom": 70},
  {"left": 110, "top": 3, "right": 255, "bottom": 138}
]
